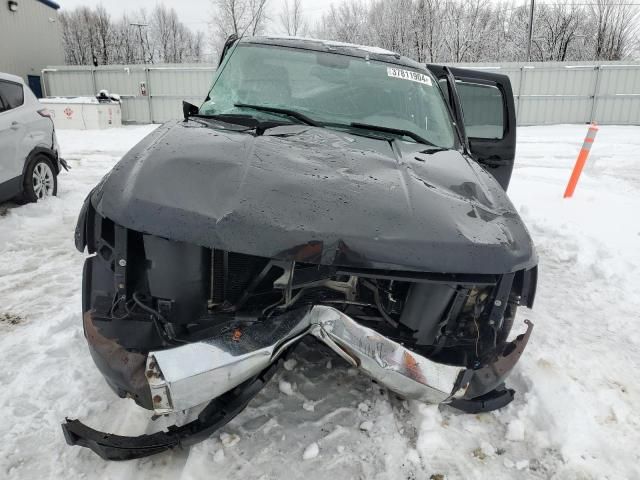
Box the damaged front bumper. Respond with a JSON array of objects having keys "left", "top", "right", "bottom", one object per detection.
[{"left": 63, "top": 305, "right": 533, "bottom": 460}]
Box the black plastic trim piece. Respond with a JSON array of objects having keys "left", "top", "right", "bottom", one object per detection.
[
  {"left": 36, "top": 0, "right": 61, "bottom": 11},
  {"left": 464, "top": 320, "right": 533, "bottom": 399},
  {"left": 336, "top": 267, "right": 499, "bottom": 286},
  {"left": 449, "top": 385, "right": 515, "bottom": 413},
  {"left": 0, "top": 175, "right": 22, "bottom": 203},
  {"left": 61, "top": 360, "right": 281, "bottom": 461}
]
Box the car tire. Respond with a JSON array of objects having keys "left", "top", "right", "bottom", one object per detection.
[{"left": 21, "top": 155, "right": 57, "bottom": 203}]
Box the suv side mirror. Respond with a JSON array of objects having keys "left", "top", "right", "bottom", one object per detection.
[{"left": 183, "top": 101, "right": 199, "bottom": 121}]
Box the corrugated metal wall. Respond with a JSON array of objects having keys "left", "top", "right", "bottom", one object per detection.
[
  {"left": 0, "top": 0, "right": 64, "bottom": 83},
  {"left": 42, "top": 61, "right": 640, "bottom": 125},
  {"left": 455, "top": 61, "right": 640, "bottom": 125},
  {"left": 42, "top": 64, "right": 217, "bottom": 124}
]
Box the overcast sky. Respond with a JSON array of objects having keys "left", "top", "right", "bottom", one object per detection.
[{"left": 57, "top": 0, "right": 336, "bottom": 37}]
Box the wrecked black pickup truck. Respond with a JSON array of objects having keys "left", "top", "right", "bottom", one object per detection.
[{"left": 64, "top": 36, "right": 537, "bottom": 460}]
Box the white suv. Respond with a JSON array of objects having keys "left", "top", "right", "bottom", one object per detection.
[{"left": 0, "top": 72, "right": 65, "bottom": 203}]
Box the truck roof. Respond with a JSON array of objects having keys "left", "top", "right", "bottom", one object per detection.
[{"left": 239, "top": 36, "right": 426, "bottom": 71}]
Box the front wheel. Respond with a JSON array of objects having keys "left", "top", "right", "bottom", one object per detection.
[{"left": 22, "top": 155, "right": 57, "bottom": 202}]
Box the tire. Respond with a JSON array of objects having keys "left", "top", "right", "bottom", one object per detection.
[{"left": 21, "top": 155, "right": 57, "bottom": 203}]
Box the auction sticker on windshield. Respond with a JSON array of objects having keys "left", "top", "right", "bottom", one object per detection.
[{"left": 387, "top": 67, "right": 432, "bottom": 86}]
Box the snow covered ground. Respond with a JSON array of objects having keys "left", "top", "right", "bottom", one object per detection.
[{"left": 1, "top": 124, "right": 639, "bottom": 480}]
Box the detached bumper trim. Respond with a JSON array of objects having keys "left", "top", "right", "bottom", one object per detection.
[
  {"left": 62, "top": 361, "right": 279, "bottom": 461},
  {"left": 463, "top": 319, "right": 534, "bottom": 400}
]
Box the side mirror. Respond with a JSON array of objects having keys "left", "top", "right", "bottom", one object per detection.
[{"left": 183, "top": 101, "right": 199, "bottom": 121}]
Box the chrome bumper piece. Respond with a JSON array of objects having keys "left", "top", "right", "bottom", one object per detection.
[
  {"left": 147, "top": 306, "right": 477, "bottom": 414},
  {"left": 62, "top": 306, "right": 533, "bottom": 460}
]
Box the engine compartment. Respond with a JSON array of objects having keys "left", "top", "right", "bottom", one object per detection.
[{"left": 80, "top": 209, "right": 536, "bottom": 411}]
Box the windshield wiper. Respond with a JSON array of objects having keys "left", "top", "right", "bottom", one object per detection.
[
  {"left": 234, "top": 103, "right": 320, "bottom": 127},
  {"left": 190, "top": 111, "right": 308, "bottom": 136},
  {"left": 349, "top": 122, "right": 435, "bottom": 146},
  {"left": 189, "top": 113, "right": 264, "bottom": 130}
]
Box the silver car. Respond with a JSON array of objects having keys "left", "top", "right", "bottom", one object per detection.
[{"left": 0, "top": 72, "right": 64, "bottom": 203}]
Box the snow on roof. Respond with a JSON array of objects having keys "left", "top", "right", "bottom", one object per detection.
[
  {"left": 252, "top": 36, "right": 400, "bottom": 57},
  {"left": 40, "top": 96, "right": 100, "bottom": 104},
  {"left": 323, "top": 40, "right": 398, "bottom": 56}
]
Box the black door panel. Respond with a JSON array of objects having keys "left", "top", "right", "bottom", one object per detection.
[{"left": 428, "top": 65, "right": 516, "bottom": 190}]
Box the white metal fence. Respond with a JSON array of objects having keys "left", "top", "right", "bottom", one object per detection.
[
  {"left": 42, "top": 64, "right": 217, "bottom": 124},
  {"left": 42, "top": 61, "right": 640, "bottom": 125},
  {"left": 455, "top": 61, "right": 640, "bottom": 125}
]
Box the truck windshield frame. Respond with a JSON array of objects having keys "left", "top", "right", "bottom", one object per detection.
[{"left": 200, "top": 43, "right": 458, "bottom": 149}]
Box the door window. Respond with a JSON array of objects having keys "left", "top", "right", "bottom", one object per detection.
[
  {"left": 28, "top": 75, "right": 43, "bottom": 98},
  {"left": 456, "top": 81, "right": 504, "bottom": 140},
  {"left": 0, "top": 80, "right": 24, "bottom": 113}
]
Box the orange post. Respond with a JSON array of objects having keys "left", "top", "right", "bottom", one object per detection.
[{"left": 564, "top": 123, "right": 599, "bottom": 198}]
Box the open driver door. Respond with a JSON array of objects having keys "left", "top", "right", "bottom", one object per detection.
[{"left": 428, "top": 65, "right": 517, "bottom": 191}]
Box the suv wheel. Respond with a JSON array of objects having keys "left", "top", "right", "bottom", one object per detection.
[{"left": 22, "top": 155, "right": 57, "bottom": 202}]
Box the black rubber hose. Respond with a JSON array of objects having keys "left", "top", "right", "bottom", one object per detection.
[
  {"left": 131, "top": 292, "right": 187, "bottom": 345},
  {"left": 362, "top": 280, "right": 399, "bottom": 328}
]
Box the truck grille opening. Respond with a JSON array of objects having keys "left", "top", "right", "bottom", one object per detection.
[{"left": 85, "top": 214, "right": 534, "bottom": 368}]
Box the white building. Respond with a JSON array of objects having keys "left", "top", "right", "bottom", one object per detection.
[{"left": 0, "top": 0, "right": 64, "bottom": 97}]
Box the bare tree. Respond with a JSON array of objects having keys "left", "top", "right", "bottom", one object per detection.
[
  {"left": 590, "top": 0, "right": 639, "bottom": 60},
  {"left": 112, "top": 15, "right": 139, "bottom": 64},
  {"left": 279, "top": 0, "right": 307, "bottom": 36},
  {"left": 188, "top": 31, "right": 206, "bottom": 62},
  {"left": 59, "top": 7, "right": 103, "bottom": 65},
  {"left": 442, "top": 0, "right": 497, "bottom": 62},
  {"left": 249, "top": 0, "right": 269, "bottom": 35},
  {"left": 368, "top": 0, "right": 414, "bottom": 54},
  {"left": 59, "top": 11, "right": 83, "bottom": 65},
  {"left": 211, "top": 0, "right": 269, "bottom": 48},
  {"left": 81, "top": 7, "right": 101, "bottom": 63},
  {"left": 411, "top": 0, "right": 445, "bottom": 62},
  {"left": 315, "top": 0, "right": 639, "bottom": 62},
  {"left": 92, "top": 6, "right": 113, "bottom": 65},
  {"left": 60, "top": 0, "right": 640, "bottom": 66},
  {"left": 60, "top": 5, "right": 203, "bottom": 65},
  {"left": 209, "top": 0, "right": 269, "bottom": 57},
  {"left": 531, "top": 2, "right": 586, "bottom": 61},
  {"left": 315, "top": 1, "right": 370, "bottom": 45},
  {"left": 151, "top": 5, "right": 198, "bottom": 63}
]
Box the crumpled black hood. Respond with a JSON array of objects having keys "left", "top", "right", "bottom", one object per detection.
[{"left": 91, "top": 120, "right": 535, "bottom": 274}]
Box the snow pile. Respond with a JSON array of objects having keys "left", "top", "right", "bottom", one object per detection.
[
  {"left": 0, "top": 124, "right": 639, "bottom": 479},
  {"left": 278, "top": 380, "right": 295, "bottom": 396},
  {"left": 302, "top": 442, "right": 319, "bottom": 460}
]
